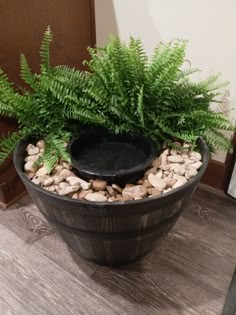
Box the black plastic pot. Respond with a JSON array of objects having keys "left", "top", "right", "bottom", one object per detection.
[
  {"left": 68, "top": 129, "right": 157, "bottom": 186},
  {"left": 14, "top": 138, "right": 209, "bottom": 266}
]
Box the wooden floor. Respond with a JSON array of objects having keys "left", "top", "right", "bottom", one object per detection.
[{"left": 0, "top": 187, "right": 236, "bottom": 315}]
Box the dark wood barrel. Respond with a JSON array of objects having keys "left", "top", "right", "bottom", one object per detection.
[{"left": 14, "top": 138, "right": 209, "bottom": 266}]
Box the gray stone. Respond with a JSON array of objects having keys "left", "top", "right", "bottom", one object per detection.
[
  {"left": 156, "top": 170, "right": 163, "bottom": 178},
  {"left": 147, "top": 187, "right": 162, "bottom": 196},
  {"left": 59, "top": 182, "right": 69, "bottom": 189},
  {"left": 85, "top": 193, "right": 107, "bottom": 202},
  {"left": 152, "top": 157, "right": 161, "bottom": 169},
  {"left": 173, "top": 179, "right": 187, "bottom": 189},
  {"left": 183, "top": 158, "right": 195, "bottom": 165},
  {"left": 112, "top": 184, "right": 123, "bottom": 193},
  {"left": 36, "top": 166, "right": 48, "bottom": 177},
  {"left": 53, "top": 175, "right": 64, "bottom": 185},
  {"left": 106, "top": 186, "right": 115, "bottom": 196},
  {"left": 162, "top": 149, "right": 169, "bottom": 156},
  {"left": 78, "top": 189, "right": 93, "bottom": 200},
  {"left": 186, "top": 166, "right": 198, "bottom": 178},
  {"left": 54, "top": 165, "right": 64, "bottom": 174},
  {"left": 173, "top": 174, "right": 187, "bottom": 182},
  {"left": 159, "top": 164, "right": 171, "bottom": 171},
  {"left": 145, "top": 167, "right": 157, "bottom": 176},
  {"left": 36, "top": 140, "right": 45, "bottom": 149},
  {"left": 25, "top": 155, "right": 39, "bottom": 163},
  {"left": 170, "top": 163, "right": 181, "bottom": 171},
  {"left": 72, "top": 193, "right": 78, "bottom": 199},
  {"left": 170, "top": 149, "right": 177, "bottom": 156},
  {"left": 142, "top": 179, "right": 152, "bottom": 189},
  {"left": 191, "top": 161, "right": 203, "bottom": 170},
  {"left": 173, "top": 164, "right": 186, "bottom": 176},
  {"left": 122, "top": 185, "right": 147, "bottom": 199},
  {"left": 73, "top": 177, "right": 91, "bottom": 190},
  {"left": 167, "top": 155, "right": 184, "bottom": 163},
  {"left": 27, "top": 144, "right": 39, "bottom": 156},
  {"left": 67, "top": 176, "right": 82, "bottom": 186},
  {"left": 24, "top": 161, "right": 38, "bottom": 173},
  {"left": 61, "top": 161, "right": 72, "bottom": 170},
  {"left": 163, "top": 188, "right": 173, "bottom": 193},
  {"left": 43, "top": 177, "right": 54, "bottom": 187},
  {"left": 92, "top": 179, "right": 107, "bottom": 191},
  {"left": 45, "top": 185, "right": 57, "bottom": 193},
  {"left": 32, "top": 176, "right": 41, "bottom": 185},
  {"left": 190, "top": 151, "right": 202, "bottom": 161},
  {"left": 59, "top": 169, "right": 75, "bottom": 180},
  {"left": 164, "top": 178, "right": 177, "bottom": 188},
  {"left": 58, "top": 185, "right": 80, "bottom": 196},
  {"left": 137, "top": 179, "right": 144, "bottom": 185},
  {"left": 148, "top": 173, "right": 166, "bottom": 189}
]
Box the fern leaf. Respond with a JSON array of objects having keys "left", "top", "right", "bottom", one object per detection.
[
  {"left": 20, "top": 54, "right": 35, "bottom": 88},
  {"left": 0, "top": 101, "right": 16, "bottom": 118},
  {"left": 137, "top": 85, "right": 145, "bottom": 127},
  {"left": 40, "top": 26, "right": 53, "bottom": 73},
  {"left": 0, "top": 69, "right": 13, "bottom": 89},
  {"left": 41, "top": 147, "right": 58, "bottom": 173},
  {"left": 41, "top": 132, "right": 70, "bottom": 172},
  {"left": 177, "top": 68, "right": 201, "bottom": 80},
  {"left": 63, "top": 98, "right": 106, "bottom": 125},
  {"left": 202, "top": 129, "right": 232, "bottom": 152},
  {"left": 0, "top": 131, "right": 22, "bottom": 164}
]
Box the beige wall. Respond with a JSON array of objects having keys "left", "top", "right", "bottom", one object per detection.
[{"left": 95, "top": 0, "right": 236, "bottom": 162}]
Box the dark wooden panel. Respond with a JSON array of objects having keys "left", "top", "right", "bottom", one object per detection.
[
  {"left": 201, "top": 133, "right": 236, "bottom": 191},
  {"left": 0, "top": 117, "right": 26, "bottom": 208},
  {"left": 223, "top": 132, "right": 236, "bottom": 191},
  {"left": 0, "top": 0, "right": 96, "bottom": 85},
  {"left": 201, "top": 159, "right": 226, "bottom": 189}
]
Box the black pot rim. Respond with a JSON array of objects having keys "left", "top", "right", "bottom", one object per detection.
[
  {"left": 68, "top": 132, "right": 157, "bottom": 181},
  {"left": 13, "top": 137, "right": 209, "bottom": 207}
]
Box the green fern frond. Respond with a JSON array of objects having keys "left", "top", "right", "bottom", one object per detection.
[
  {"left": 154, "top": 119, "right": 198, "bottom": 144},
  {"left": 195, "top": 74, "right": 229, "bottom": 92},
  {"left": 51, "top": 138, "right": 70, "bottom": 163},
  {"left": 202, "top": 129, "right": 232, "bottom": 152},
  {"left": 0, "top": 101, "right": 16, "bottom": 118},
  {"left": 20, "top": 54, "right": 35, "bottom": 88},
  {"left": 0, "top": 69, "right": 13, "bottom": 89},
  {"left": 40, "top": 26, "right": 53, "bottom": 73},
  {"left": 40, "top": 132, "right": 70, "bottom": 173},
  {"left": 137, "top": 85, "right": 145, "bottom": 127},
  {"left": 0, "top": 131, "right": 23, "bottom": 164},
  {"left": 177, "top": 68, "right": 201, "bottom": 80},
  {"left": 64, "top": 101, "right": 106, "bottom": 125},
  {"left": 41, "top": 145, "right": 58, "bottom": 173}
]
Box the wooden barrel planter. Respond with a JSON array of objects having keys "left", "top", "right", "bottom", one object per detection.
[{"left": 14, "top": 138, "right": 209, "bottom": 266}]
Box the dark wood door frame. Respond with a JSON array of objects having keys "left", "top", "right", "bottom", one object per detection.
[{"left": 201, "top": 132, "right": 236, "bottom": 191}]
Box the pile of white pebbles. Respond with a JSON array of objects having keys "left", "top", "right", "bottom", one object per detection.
[{"left": 24, "top": 140, "right": 202, "bottom": 202}]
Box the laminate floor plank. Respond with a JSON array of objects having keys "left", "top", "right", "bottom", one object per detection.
[
  {"left": 0, "top": 225, "right": 119, "bottom": 315},
  {"left": 0, "top": 203, "right": 97, "bottom": 280},
  {"left": 0, "top": 187, "right": 235, "bottom": 315}
]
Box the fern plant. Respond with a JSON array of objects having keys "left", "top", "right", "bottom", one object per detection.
[
  {"left": 0, "top": 27, "right": 97, "bottom": 171},
  {"left": 1, "top": 30, "right": 235, "bottom": 173},
  {"left": 72, "top": 37, "right": 235, "bottom": 152}
]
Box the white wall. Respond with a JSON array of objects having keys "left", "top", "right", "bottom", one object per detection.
[{"left": 95, "top": 0, "right": 236, "bottom": 162}]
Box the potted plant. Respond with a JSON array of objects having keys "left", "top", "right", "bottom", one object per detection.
[{"left": 0, "top": 28, "right": 235, "bottom": 266}]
